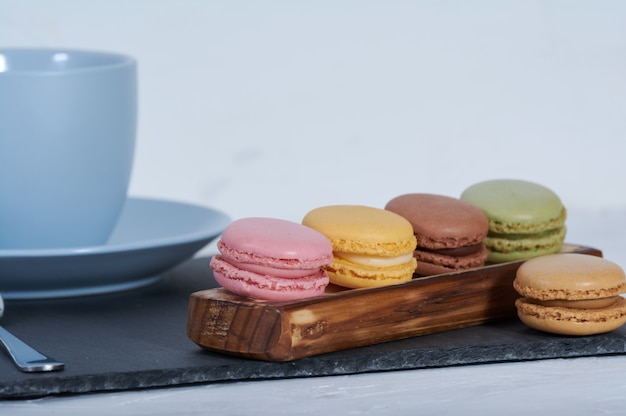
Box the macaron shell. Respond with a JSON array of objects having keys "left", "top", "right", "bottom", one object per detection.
[
  {"left": 460, "top": 179, "right": 566, "bottom": 234},
  {"left": 302, "top": 205, "right": 416, "bottom": 257},
  {"left": 327, "top": 255, "right": 417, "bottom": 288},
  {"left": 515, "top": 297, "right": 626, "bottom": 336},
  {"left": 514, "top": 253, "right": 626, "bottom": 300},
  {"left": 220, "top": 217, "right": 333, "bottom": 267},
  {"left": 211, "top": 255, "right": 329, "bottom": 301},
  {"left": 385, "top": 193, "right": 488, "bottom": 249}
]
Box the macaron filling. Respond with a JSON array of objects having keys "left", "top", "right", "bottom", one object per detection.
[
  {"left": 217, "top": 240, "right": 333, "bottom": 272},
  {"left": 222, "top": 259, "right": 322, "bottom": 279},
  {"left": 531, "top": 297, "right": 621, "bottom": 310},
  {"left": 336, "top": 252, "right": 415, "bottom": 267},
  {"left": 418, "top": 243, "right": 484, "bottom": 257},
  {"left": 211, "top": 256, "right": 329, "bottom": 288}
]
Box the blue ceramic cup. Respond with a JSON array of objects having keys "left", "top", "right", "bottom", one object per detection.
[{"left": 0, "top": 48, "right": 137, "bottom": 249}]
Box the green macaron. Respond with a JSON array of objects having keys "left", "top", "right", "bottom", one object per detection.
[{"left": 460, "top": 179, "right": 566, "bottom": 263}]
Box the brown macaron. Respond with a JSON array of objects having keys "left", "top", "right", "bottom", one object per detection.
[
  {"left": 385, "top": 193, "right": 489, "bottom": 276},
  {"left": 514, "top": 253, "right": 626, "bottom": 336}
]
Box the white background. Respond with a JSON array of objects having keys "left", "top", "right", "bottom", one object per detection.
[
  {"left": 2, "top": 1, "right": 625, "bottom": 220},
  {"left": 2, "top": 1, "right": 626, "bottom": 414}
]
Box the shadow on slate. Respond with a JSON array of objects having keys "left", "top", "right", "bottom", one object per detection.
[{"left": 1, "top": 256, "right": 626, "bottom": 399}]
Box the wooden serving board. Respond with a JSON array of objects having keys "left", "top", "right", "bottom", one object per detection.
[{"left": 187, "top": 244, "right": 602, "bottom": 361}]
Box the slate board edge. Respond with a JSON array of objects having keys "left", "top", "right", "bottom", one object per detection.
[{"left": 3, "top": 334, "right": 626, "bottom": 400}]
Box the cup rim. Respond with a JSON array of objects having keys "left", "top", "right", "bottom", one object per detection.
[{"left": 0, "top": 47, "right": 136, "bottom": 76}]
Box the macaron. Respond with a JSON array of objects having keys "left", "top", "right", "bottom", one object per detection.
[
  {"left": 301, "top": 205, "right": 417, "bottom": 289},
  {"left": 460, "top": 179, "right": 567, "bottom": 263},
  {"left": 209, "top": 217, "right": 333, "bottom": 301},
  {"left": 513, "top": 253, "right": 626, "bottom": 336},
  {"left": 385, "top": 193, "right": 489, "bottom": 276}
]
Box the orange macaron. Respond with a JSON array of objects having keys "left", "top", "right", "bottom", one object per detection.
[{"left": 513, "top": 253, "right": 626, "bottom": 335}]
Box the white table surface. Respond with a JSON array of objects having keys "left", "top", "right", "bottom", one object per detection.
[
  {"left": 2, "top": 1, "right": 626, "bottom": 413},
  {"left": 4, "top": 355, "right": 626, "bottom": 416}
]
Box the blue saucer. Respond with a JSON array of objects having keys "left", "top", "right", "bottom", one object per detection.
[{"left": 0, "top": 197, "right": 230, "bottom": 300}]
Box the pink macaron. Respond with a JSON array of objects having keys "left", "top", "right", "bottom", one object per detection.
[{"left": 209, "top": 217, "right": 333, "bottom": 301}]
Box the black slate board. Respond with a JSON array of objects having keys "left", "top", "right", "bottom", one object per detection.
[{"left": 2, "top": 256, "right": 626, "bottom": 399}]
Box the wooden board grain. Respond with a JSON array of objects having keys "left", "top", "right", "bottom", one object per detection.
[{"left": 187, "top": 244, "right": 602, "bottom": 361}]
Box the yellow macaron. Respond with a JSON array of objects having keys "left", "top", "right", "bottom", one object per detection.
[{"left": 302, "top": 205, "right": 417, "bottom": 289}]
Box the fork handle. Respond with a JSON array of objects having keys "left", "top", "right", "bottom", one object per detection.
[{"left": 0, "top": 326, "right": 64, "bottom": 372}]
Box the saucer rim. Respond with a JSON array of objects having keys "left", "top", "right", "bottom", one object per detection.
[
  {"left": 0, "top": 197, "right": 231, "bottom": 258},
  {"left": 0, "top": 196, "right": 230, "bottom": 300}
]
